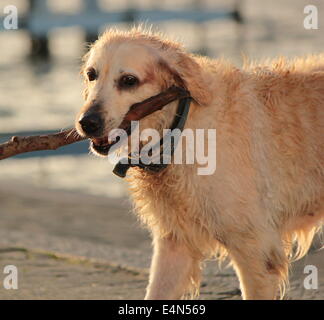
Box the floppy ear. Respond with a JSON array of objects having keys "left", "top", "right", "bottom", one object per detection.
[{"left": 159, "top": 53, "right": 212, "bottom": 106}]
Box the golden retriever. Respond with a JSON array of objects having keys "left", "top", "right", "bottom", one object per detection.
[{"left": 75, "top": 27, "right": 324, "bottom": 300}]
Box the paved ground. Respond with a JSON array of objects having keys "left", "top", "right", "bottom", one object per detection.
[{"left": 0, "top": 181, "right": 322, "bottom": 300}]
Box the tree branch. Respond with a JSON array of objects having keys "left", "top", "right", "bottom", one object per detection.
[{"left": 0, "top": 129, "right": 86, "bottom": 160}]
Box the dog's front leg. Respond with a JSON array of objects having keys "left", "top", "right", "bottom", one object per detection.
[{"left": 145, "top": 235, "right": 200, "bottom": 300}]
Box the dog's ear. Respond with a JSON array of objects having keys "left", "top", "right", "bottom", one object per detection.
[{"left": 159, "top": 53, "right": 212, "bottom": 106}]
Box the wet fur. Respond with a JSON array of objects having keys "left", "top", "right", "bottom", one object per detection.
[{"left": 77, "top": 28, "right": 324, "bottom": 300}]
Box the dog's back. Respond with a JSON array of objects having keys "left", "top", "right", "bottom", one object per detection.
[{"left": 255, "top": 56, "right": 324, "bottom": 215}]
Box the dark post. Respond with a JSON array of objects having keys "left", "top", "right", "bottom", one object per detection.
[
  {"left": 83, "top": 0, "right": 99, "bottom": 45},
  {"left": 27, "top": 0, "right": 50, "bottom": 59}
]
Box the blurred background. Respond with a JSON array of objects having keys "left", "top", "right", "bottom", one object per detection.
[{"left": 0, "top": 0, "right": 323, "bottom": 299}]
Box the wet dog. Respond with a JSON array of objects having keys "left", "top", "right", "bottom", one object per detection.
[{"left": 76, "top": 28, "right": 323, "bottom": 299}]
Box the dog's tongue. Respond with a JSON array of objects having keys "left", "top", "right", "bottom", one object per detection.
[{"left": 92, "top": 137, "right": 109, "bottom": 146}]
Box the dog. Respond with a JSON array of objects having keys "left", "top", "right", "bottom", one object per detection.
[{"left": 75, "top": 27, "right": 324, "bottom": 300}]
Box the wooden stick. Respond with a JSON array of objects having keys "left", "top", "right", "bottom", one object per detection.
[
  {"left": 119, "top": 85, "right": 190, "bottom": 130},
  {"left": 0, "top": 129, "right": 86, "bottom": 160}
]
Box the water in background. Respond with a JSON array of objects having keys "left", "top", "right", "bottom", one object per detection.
[{"left": 0, "top": 0, "right": 323, "bottom": 198}]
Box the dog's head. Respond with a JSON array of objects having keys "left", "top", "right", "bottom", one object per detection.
[{"left": 75, "top": 28, "right": 212, "bottom": 156}]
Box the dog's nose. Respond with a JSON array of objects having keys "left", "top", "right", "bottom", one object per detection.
[{"left": 78, "top": 112, "right": 103, "bottom": 136}]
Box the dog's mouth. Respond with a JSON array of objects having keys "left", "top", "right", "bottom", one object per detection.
[
  {"left": 87, "top": 86, "right": 191, "bottom": 157},
  {"left": 90, "top": 136, "right": 111, "bottom": 155},
  {"left": 90, "top": 126, "right": 131, "bottom": 156}
]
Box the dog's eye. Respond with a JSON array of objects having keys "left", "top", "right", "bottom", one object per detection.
[
  {"left": 87, "top": 68, "right": 97, "bottom": 81},
  {"left": 118, "top": 75, "right": 139, "bottom": 89}
]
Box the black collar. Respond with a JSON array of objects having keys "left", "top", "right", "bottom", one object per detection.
[{"left": 113, "top": 96, "right": 192, "bottom": 178}]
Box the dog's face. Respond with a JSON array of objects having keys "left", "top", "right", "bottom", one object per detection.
[
  {"left": 75, "top": 32, "right": 211, "bottom": 156},
  {"left": 76, "top": 42, "right": 163, "bottom": 155}
]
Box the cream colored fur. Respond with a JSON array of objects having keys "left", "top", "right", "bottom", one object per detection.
[{"left": 76, "top": 28, "right": 324, "bottom": 300}]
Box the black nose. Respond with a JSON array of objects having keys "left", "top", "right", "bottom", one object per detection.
[{"left": 78, "top": 112, "right": 103, "bottom": 136}]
